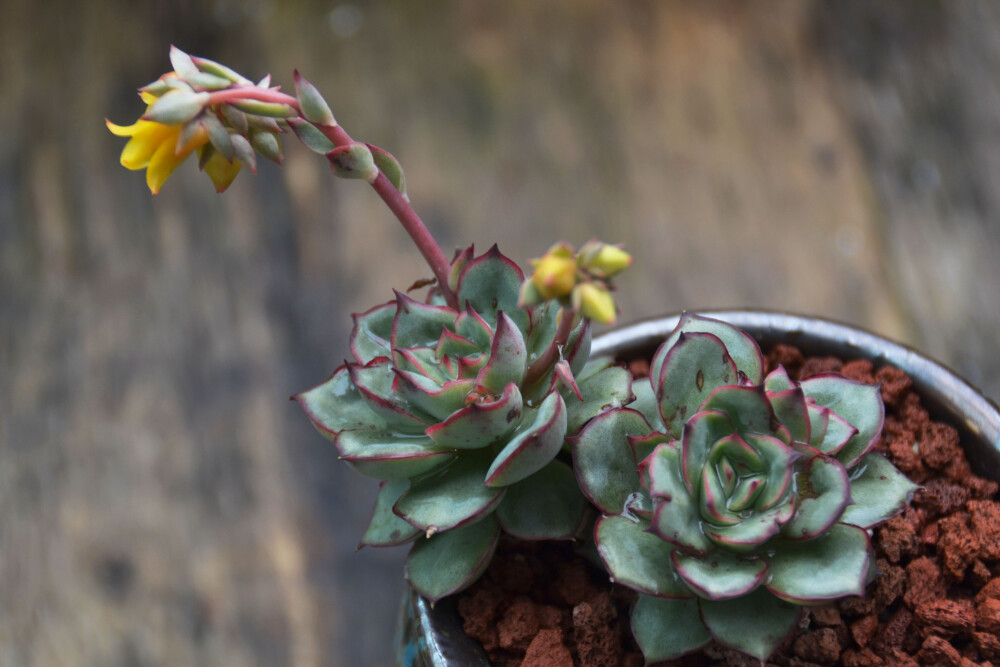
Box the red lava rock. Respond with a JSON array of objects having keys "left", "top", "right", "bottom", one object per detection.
[
  {"left": 915, "top": 479, "right": 970, "bottom": 519},
  {"left": 872, "top": 559, "right": 905, "bottom": 612},
  {"left": 976, "top": 597, "right": 1000, "bottom": 635},
  {"left": 917, "top": 634, "right": 964, "bottom": 666},
  {"left": 884, "top": 430, "right": 927, "bottom": 481},
  {"left": 498, "top": 596, "right": 541, "bottom": 651},
  {"left": 811, "top": 605, "right": 843, "bottom": 628},
  {"left": 793, "top": 628, "right": 842, "bottom": 664},
  {"left": 872, "top": 607, "right": 913, "bottom": 654},
  {"left": 937, "top": 512, "right": 978, "bottom": 581},
  {"left": 493, "top": 553, "right": 536, "bottom": 595},
  {"left": 849, "top": 614, "right": 879, "bottom": 649},
  {"left": 553, "top": 561, "right": 600, "bottom": 607},
  {"left": 799, "top": 356, "right": 843, "bottom": 378},
  {"left": 458, "top": 583, "right": 503, "bottom": 652},
  {"left": 839, "top": 359, "right": 875, "bottom": 384},
  {"left": 838, "top": 595, "right": 875, "bottom": 619},
  {"left": 975, "top": 578, "right": 1000, "bottom": 605},
  {"left": 626, "top": 358, "right": 649, "bottom": 379},
  {"left": 521, "top": 627, "right": 573, "bottom": 667},
  {"left": 974, "top": 630, "right": 1000, "bottom": 660},
  {"left": 968, "top": 500, "right": 1000, "bottom": 560},
  {"left": 919, "top": 422, "right": 963, "bottom": 471},
  {"left": 914, "top": 599, "right": 976, "bottom": 639},
  {"left": 876, "top": 516, "right": 920, "bottom": 564},
  {"left": 766, "top": 343, "right": 805, "bottom": 377},
  {"left": 968, "top": 560, "right": 993, "bottom": 590},
  {"left": 841, "top": 648, "right": 885, "bottom": 667},
  {"left": 962, "top": 472, "right": 999, "bottom": 499},
  {"left": 875, "top": 366, "right": 912, "bottom": 408},
  {"left": 903, "top": 557, "right": 948, "bottom": 608},
  {"left": 537, "top": 605, "right": 563, "bottom": 630},
  {"left": 572, "top": 593, "right": 620, "bottom": 666}
]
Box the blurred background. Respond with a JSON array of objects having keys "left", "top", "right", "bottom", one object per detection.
[{"left": 3, "top": 0, "right": 1000, "bottom": 665}]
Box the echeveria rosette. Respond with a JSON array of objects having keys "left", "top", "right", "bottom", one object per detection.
[
  {"left": 572, "top": 314, "right": 919, "bottom": 662},
  {"left": 296, "top": 246, "right": 632, "bottom": 601}
]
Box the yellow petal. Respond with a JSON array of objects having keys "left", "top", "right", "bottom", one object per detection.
[
  {"left": 119, "top": 122, "right": 177, "bottom": 170},
  {"left": 175, "top": 124, "right": 209, "bottom": 156},
  {"left": 203, "top": 152, "right": 242, "bottom": 193},
  {"left": 145, "top": 134, "right": 187, "bottom": 194},
  {"left": 106, "top": 118, "right": 141, "bottom": 137},
  {"left": 139, "top": 91, "right": 159, "bottom": 106}
]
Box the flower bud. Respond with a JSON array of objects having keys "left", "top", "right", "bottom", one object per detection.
[
  {"left": 328, "top": 143, "right": 378, "bottom": 182},
  {"left": 294, "top": 71, "right": 337, "bottom": 127},
  {"left": 250, "top": 129, "right": 282, "bottom": 165},
  {"left": 586, "top": 244, "right": 632, "bottom": 278},
  {"left": 573, "top": 282, "right": 617, "bottom": 324},
  {"left": 530, "top": 253, "right": 577, "bottom": 300}
]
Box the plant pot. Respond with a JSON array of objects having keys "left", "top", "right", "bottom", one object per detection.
[{"left": 394, "top": 309, "right": 1000, "bottom": 666}]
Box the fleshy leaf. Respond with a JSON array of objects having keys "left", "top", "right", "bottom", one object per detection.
[
  {"left": 672, "top": 550, "right": 767, "bottom": 600},
  {"left": 571, "top": 408, "right": 652, "bottom": 514},
  {"left": 394, "top": 451, "right": 505, "bottom": 533},
  {"left": 801, "top": 374, "right": 884, "bottom": 469},
  {"left": 394, "top": 371, "right": 474, "bottom": 421},
  {"left": 485, "top": 392, "right": 567, "bottom": 487},
  {"left": 839, "top": 453, "right": 920, "bottom": 529},
  {"left": 496, "top": 461, "right": 586, "bottom": 540},
  {"left": 456, "top": 245, "right": 528, "bottom": 332},
  {"left": 425, "top": 383, "right": 522, "bottom": 449},
  {"left": 295, "top": 365, "right": 387, "bottom": 436},
  {"left": 565, "top": 365, "right": 633, "bottom": 435},
  {"left": 656, "top": 332, "right": 738, "bottom": 438},
  {"left": 350, "top": 359, "right": 431, "bottom": 433},
  {"left": 455, "top": 308, "right": 493, "bottom": 349},
  {"left": 781, "top": 455, "right": 851, "bottom": 539},
  {"left": 681, "top": 410, "right": 735, "bottom": 496},
  {"left": 594, "top": 515, "right": 691, "bottom": 598},
  {"left": 648, "top": 443, "right": 712, "bottom": 554},
  {"left": 700, "top": 386, "right": 776, "bottom": 439},
  {"left": 768, "top": 386, "right": 810, "bottom": 444},
  {"left": 745, "top": 433, "right": 798, "bottom": 511},
  {"left": 391, "top": 291, "right": 457, "bottom": 350},
  {"left": 657, "top": 313, "right": 765, "bottom": 385},
  {"left": 700, "top": 588, "right": 800, "bottom": 661},
  {"left": 814, "top": 408, "right": 858, "bottom": 457},
  {"left": 406, "top": 516, "right": 500, "bottom": 602},
  {"left": 475, "top": 312, "right": 527, "bottom": 394},
  {"left": 629, "top": 377, "right": 664, "bottom": 431},
  {"left": 766, "top": 523, "right": 870, "bottom": 602},
  {"left": 369, "top": 144, "right": 406, "bottom": 196},
  {"left": 631, "top": 595, "right": 710, "bottom": 662},
  {"left": 359, "top": 479, "right": 420, "bottom": 548},
  {"left": 764, "top": 366, "right": 795, "bottom": 394},
  {"left": 335, "top": 430, "right": 454, "bottom": 479},
  {"left": 704, "top": 502, "right": 795, "bottom": 552},
  {"left": 563, "top": 318, "right": 592, "bottom": 377}
]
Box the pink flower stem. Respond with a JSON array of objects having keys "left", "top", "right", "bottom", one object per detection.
[
  {"left": 207, "top": 87, "right": 459, "bottom": 309},
  {"left": 523, "top": 307, "right": 577, "bottom": 388}
]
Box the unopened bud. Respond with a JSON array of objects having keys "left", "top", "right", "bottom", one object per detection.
[
  {"left": 573, "top": 282, "right": 617, "bottom": 324},
  {"left": 250, "top": 129, "right": 282, "bottom": 165},
  {"left": 230, "top": 133, "right": 257, "bottom": 174},
  {"left": 294, "top": 71, "right": 337, "bottom": 127},
  {"left": 328, "top": 143, "right": 377, "bottom": 182},
  {"left": 169, "top": 45, "right": 199, "bottom": 78},
  {"left": 368, "top": 145, "right": 406, "bottom": 196},
  {"left": 586, "top": 244, "right": 632, "bottom": 278},
  {"left": 201, "top": 113, "right": 235, "bottom": 160},
  {"left": 531, "top": 254, "right": 577, "bottom": 300}
]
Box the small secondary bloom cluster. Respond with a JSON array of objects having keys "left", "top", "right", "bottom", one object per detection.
[{"left": 520, "top": 240, "right": 632, "bottom": 324}]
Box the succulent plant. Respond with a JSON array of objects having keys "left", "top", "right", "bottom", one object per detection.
[
  {"left": 296, "top": 245, "right": 633, "bottom": 601},
  {"left": 573, "top": 313, "right": 919, "bottom": 662}
]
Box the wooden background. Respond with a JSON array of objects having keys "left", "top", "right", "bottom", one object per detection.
[{"left": 3, "top": 1, "right": 1000, "bottom": 665}]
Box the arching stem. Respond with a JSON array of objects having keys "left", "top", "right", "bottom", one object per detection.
[{"left": 207, "top": 87, "right": 459, "bottom": 309}]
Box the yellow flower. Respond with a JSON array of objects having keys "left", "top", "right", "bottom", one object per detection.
[
  {"left": 573, "top": 282, "right": 617, "bottom": 324},
  {"left": 531, "top": 253, "right": 578, "bottom": 300},
  {"left": 107, "top": 92, "right": 241, "bottom": 194}
]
